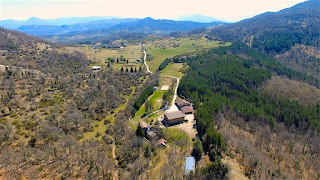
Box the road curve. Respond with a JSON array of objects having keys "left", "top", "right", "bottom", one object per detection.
[
  {"left": 142, "top": 44, "right": 152, "bottom": 74},
  {"left": 141, "top": 43, "right": 179, "bottom": 111},
  {"left": 161, "top": 75, "right": 180, "bottom": 112}
]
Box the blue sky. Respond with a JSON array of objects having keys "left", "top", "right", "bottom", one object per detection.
[{"left": 0, "top": 0, "right": 307, "bottom": 21}]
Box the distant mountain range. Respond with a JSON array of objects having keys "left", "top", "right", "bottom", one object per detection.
[
  {"left": 16, "top": 18, "right": 139, "bottom": 36},
  {"left": 103, "top": 17, "right": 224, "bottom": 34},
  {"left": 0, "top": 14, "right": 223, "bottom": 30},
  {"left": 17, "top": 17, "right": 223, "bottom": 37},
  {"left": 0, "top": 16, "right": 121, "bottom": 29},
  {"left": 176, "top": 14, "right": 223, "bottom": 23},
  {"left": 1, "top": 17, "right": 225, "bottom": 44}
]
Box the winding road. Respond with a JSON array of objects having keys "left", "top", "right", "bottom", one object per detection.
[
  {"left": 142, "top": 44, "right": 152, "bottom": 74},
  {"left": 161, "top": 75, "right": 180, "bottom": 112},
  {"left": 141, "top": 44, "right": 179, "bottom": 111}
]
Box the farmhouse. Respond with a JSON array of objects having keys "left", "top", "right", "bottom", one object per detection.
[
  {"left": 184, "top": 156, "right": 196, "bottom": 175},
  {"left": 164, "top": 111, "right": 185, "bottom": 126},
  {"left": 180, "top": 106, "right": 194, "bottom": 114},
  {"left": 175, "top": 99, "right": 191, "bottom": 108}
]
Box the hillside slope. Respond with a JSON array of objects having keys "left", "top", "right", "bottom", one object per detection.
[
  {"left": 0, "top": 28, "right": 144, "bottom": 179},
  {"left": 0, "top": 28, "right": 195, "bottom": 180},
  {"left": 179, "top": 43, "right": 320, "bottom": 179},
  {"left": 209, "top": 0, "right": 320, "bottom": 77},
  {"left": 0, "top": 27, "right": 89, "bottom": 75}
]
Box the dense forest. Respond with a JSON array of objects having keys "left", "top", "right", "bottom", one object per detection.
[
  {"left": 208, "top": 0, "right": 320, "bottom": 77},
  {"left": 179, "top": 42, "right": 320, "bottom": 133},
  {"left": 179, "top": 43, "right": 320, "bottom": 179},
  {"left": 209, "top": 0, "right": 320, "bottom": 53}
]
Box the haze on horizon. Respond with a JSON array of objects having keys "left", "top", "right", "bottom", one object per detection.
[{"left": 1, "top": 0, "right": 307, "bottom": 22}]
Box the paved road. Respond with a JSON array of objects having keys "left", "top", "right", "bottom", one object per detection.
[{"left": 142, "top": 44, "right": 152, "bottom": 74}]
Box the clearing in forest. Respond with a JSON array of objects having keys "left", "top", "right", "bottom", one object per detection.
[
  {"left": 145, "top": 36, "right": 231, "bottom": 72},
  {"left": 71, "top": 43, "right": 143, "bottom": 71}
]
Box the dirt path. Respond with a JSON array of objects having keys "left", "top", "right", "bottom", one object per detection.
[
  {"left": 112, "top": 142, "right": 118, "bottom": 180},
  {"left": 142, "top": 44, "right": 152, "bottom": 74},
  {"left": 160, "top": 75, "right": 179, "bottom": 112},
  {"left": 222, "top": 156, "right": 248, "bottom": 180}
]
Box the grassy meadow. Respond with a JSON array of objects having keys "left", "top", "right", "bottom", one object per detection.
[
  {"left": 160, "top": 63, "right": 185, "bottom": 79},
  {"left": 72, "top": 44, "right": 144, "bottom": 71},
  {"left": 145, "top": 36, "right": 231, "bottom": 73}
]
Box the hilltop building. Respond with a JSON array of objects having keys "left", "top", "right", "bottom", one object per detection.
[{"left": 164, "top": 111, "right": 185, "bottom": 126}]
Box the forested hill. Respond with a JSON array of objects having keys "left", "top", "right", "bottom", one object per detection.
[
  {"left": 0, "top": 27, "right": 154, "bottom": 179},
  {"left": 0, "top": 27, "right": 90, "bottom": 75},
  {"left": 178, "top": 43, "right": 320, "bottom": 178},
  {"left": 179, "top": 43, "right": 320, "bottom": 134},
  {"left": 0, "top": 27, "right": 58, "bottom": 49},
  {"left": 208, "top": 0, "right": 320, "bottom": 77}
]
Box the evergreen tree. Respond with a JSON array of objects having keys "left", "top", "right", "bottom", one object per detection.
[
  {"left": 192, "top": 139, "right": 204, "bottom": 161},
  {"left": 136, "top": 125, "right": 145, "bottom": 137}
]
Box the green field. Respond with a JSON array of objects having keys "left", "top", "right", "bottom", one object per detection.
[
  {"left": 149, "top": 90, "right": 166, "bottom": 110},
  {"left": 73, "top": 44, "right": 144, "bottom": 71},
  {"left": 160, "top": 63, "right": 185, "bottom": 79},
  {"left": 145, "top": 36, "right": 231, "bottom": 72},
  {"left": 134, "top": 89, "right": 166, "bottom": 119},
  {"left": 77, "top": 44, "right": 143, "bottom": 62}
]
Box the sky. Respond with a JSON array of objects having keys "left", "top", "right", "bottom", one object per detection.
[{"left": 0, "top": 0, "right": 308, "bottom": 22}]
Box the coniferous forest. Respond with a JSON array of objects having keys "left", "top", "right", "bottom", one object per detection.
[{"left": 178, "top": 42, "right": 320, "bottom": 179}]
